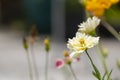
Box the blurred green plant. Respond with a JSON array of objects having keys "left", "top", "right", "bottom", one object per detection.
[{"left": 105, "top": 4, "right": 120, "bottom": 27}]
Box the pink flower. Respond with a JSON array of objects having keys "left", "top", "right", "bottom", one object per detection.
[
  {"left": 55, "top": 57, "right": 80, "bottom": 69},
  {"left": 55, "top": 59, "right": 65, "bottom": 69}
]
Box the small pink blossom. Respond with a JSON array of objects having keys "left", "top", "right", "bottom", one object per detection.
[{"left": 55, "top": 59, "right": 65, "bottom": 69}]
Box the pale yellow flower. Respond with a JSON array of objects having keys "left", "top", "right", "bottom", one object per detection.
[
  {"left": 67, "top": 33, "right": 99, "bottom": 58},
  {"left": 78, "top": 16, "right": 100, "bottom": 35}
]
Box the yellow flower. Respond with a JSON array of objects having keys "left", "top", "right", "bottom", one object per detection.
[
  {"left": 67, "top": 33, "right": 99, "bottom": 58},
  {"left": 110, "top": 0, "right": 119, "bottom": 4},
  {"left": 78, "top": 16, "right": 100, "bottom": 35},
  {"left": 83, "top": 0, "right": 120, "bottom": 16}
]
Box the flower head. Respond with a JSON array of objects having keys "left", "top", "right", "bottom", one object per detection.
[
  {"left": 82, "top": 0, "right": 119, "bottom": 16},
  {"left": 67, "top": 33, "right": 99, "bottom": 58},
  {"left": 78, "top": 16, "right": 100, "bottom": 35}
]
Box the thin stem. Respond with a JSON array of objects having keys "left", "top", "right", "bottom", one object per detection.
[
  {"left": 30, "top": 44, "right": 39, "bottom": 80},
  {"left": 98, "top": 43, "right": 108, "bottom": 74},
  {"left": 103, "top": 59, "right": 108, "bottom": 75},
  {"left": 69, "top": 65, "right": 78, "bottom": 80},
  {"left": 85, "top": 50, "right": 101, "bottom": 80},
  {"left": 97, "top": 44, "right": 109, "bottom": 75},
  {"left": 101, "top": 18, "right": 120, "bottom": 41},
  {"left": 26, "top": 50, "right": 33, "bottom": 80},
  {"left": 45, "top": 52, "right": 49, "bottom": 80},
  {"left": 85, "top": 50, "right": 95, "bottom": 67}
]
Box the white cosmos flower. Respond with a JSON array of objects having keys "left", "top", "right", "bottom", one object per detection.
[
  {"left": 78, "top": 16, "right": 100, "bottom": 34},
  {"left": 67, "top": 32, "right": 99, "bottom": 58}
]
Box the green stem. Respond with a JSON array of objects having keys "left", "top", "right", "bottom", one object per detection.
[
  {"left": 45, "top": 52, "right": 49, "bottom": 80},
  {"left": 103, "top": 59, "right": 108, "bottom": 75},
  {"left": 85, "top": 50, "right": 101, "bottom": 80},
  {"left": 69, "top": 65, "right": 78, "bottom": 80},
  {"left": 98, "top": 44, "right": 109, "bottom": 75},
  {"left": 85, "top": 50, "right": 95, "bottom": 68},
  {"left": 31, "top": 44, "right": 39, "bottom": 80},
  {"left": 101, "top": 18, "right": 120, "bottom": 41},
  {"left": 26, "top": 50, "right": 33, "bottom": 80}
]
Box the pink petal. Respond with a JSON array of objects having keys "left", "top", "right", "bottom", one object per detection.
[
  {"left": 73, "top": 57, "right": 80, "bottom": 62},
  {"left": 76, "top": 57, "right": 80, "bottom": 61},
  {"left": 55, "top": 59, "right": 65, "bottom": 69}
]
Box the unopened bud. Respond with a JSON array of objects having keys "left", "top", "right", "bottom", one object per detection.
[
  {"left": 44, "top": 38, "right": 50, "bottom": 52},
  {"left": 63, "top": 51, "right": 69, "bottom": 57},
  {"left": 29, "top": 25, "right": 38, "bottom": 44},
  {"left": 102, "top": 48, "right": 108, "bottom": 58},
  {"left": 30, "top": 25, "right": 37, "bottom": 38},
  {"left": 23, "top": 37, "right": 28, "bottom": 50}
]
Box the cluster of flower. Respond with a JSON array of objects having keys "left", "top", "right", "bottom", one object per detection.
[
  {"left": 56, "top": 16, "right": 100, "bottom": 70},
  {"left": 67, "top": 16, "right": 100, "bottom": 58}
]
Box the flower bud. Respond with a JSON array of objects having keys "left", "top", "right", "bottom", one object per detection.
[
  {"left": 29, "top": 25, "right": 38, "bottom": 44},
  {"left": 23, "top": 37, "right": 28, "bottom": 50},
  {"left": 102, "top": 48, "right": 108, "bottom": 58},
  {"left": 63, "top": 51, "right": 70, "bottom": 57},
  {"left": 44, "top": 38, "right": 50, "bottom": 52},
  {"left": 30, "top": 25, "right": 37, "bottom": 38}
]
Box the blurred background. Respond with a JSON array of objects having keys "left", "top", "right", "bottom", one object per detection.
[
  {"left": 0, "top": 0, "right": 86, "bottom": 42},
  {"left": 0, "top": 0, "right": 120, "bottom": 39},
  {"left": 0, "top": 0, "right": 120, "bottom": 80}
]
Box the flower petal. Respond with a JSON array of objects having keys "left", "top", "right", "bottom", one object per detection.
[
  {"left": 70, "top": 52, "right": 81, "bottom": 58},
  {"left": 55, "top": 59, "right": 65, "bottom": 69}
]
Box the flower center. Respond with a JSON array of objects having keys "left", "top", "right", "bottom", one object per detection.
[{"left": 80, "top": 38, "right": 85, "bottom": 44}]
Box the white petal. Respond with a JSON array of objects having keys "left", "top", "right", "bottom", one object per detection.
[{"left": 70, "top": 52, "right": 81, "bottom": 58}]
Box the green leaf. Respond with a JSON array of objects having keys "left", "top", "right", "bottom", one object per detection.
[
  {"left": 107, "top": 70, "right": 113, "bottom": 80},
  {"left": 92, "top": 71, "right": 98, "bottom": 79},
  {"left": 102, "top": 71, "right": 107, "bottom": 80},
  {"left": 92, "top": 64, "right": 101, "bottom": 80}
]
